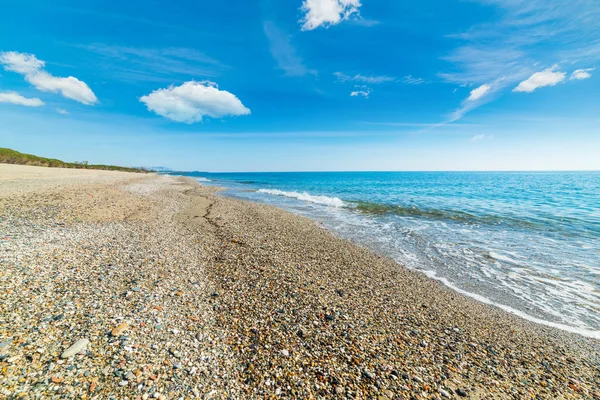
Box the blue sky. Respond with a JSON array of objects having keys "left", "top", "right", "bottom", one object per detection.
[{"left": 0, "top": 0, "right": 599, "bottom": 171}]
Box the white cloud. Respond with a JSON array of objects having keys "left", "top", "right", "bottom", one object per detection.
[
  {"left": 334, "top": 72, "right": 394, "bottom": 84},
  {"left": 56, "top": 108, "right": 69, "bottom": 115},
  {"left": 468, "top": 84, "right": 492, "bottom": 101},
  {"left": 139, "top": 80, "right": 251, "bottom": 124},
  {"left": 0, "top": 51, "right": 98, "bottom": 105},
  {"left": 402, "top": 75, "right": 425, "bottom": 85},
  {"left": 570, "top": 68, "right": 594, "bottom": 80},
  {"left": 470, "top": 134, "right": 493, "bottom": 142},
  {"left": 0, "top": 91, "right": 44, "bottom": 107},
  {"left": 513, "top": 66, "right": 566, "bottom": 93},
  {"left": 26, "top": 72, "right": 98, "bottom": 105},
  {"left": 350, "top": 86, "right": 371, "bottom": 98},
  {"left": 0, "top": 51, "right": 44, "bottom": 74},
  {"left": 264, "top": 21, "right": 315, "bottom": 76},
  {"left": 441, "top": 0, "right": 600, "bottom": 119},
  {"left": 300, "top": 0, "right": 361, "bottom": 31},
  {"left": 449, "top": 79, "right": 505, "bottom": 122}
]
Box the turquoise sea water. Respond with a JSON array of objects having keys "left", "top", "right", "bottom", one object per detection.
[{"left": 173, "top": 171, "right": 600, "bottom": 338}]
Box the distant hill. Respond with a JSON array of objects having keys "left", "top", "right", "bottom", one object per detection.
[{"left": 0, "top": 147, "right": 151, "bottom": 173}]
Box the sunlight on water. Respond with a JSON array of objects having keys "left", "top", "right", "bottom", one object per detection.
[{"left": 174, "top": 171, "right": 600, "bottom": 338}]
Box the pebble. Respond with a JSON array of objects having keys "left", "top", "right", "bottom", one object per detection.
[
  {"left": 111, "top": 323, "right": 129, "bottom": 337},
  {"left": 60, "top": 339, "right": 90, "bottom": 359},
  {"left": 1, "top": 170, "right": 598, "bottom": 400},
  {"left": 0, "top": 338, "right": 13, "bottom": 350}
]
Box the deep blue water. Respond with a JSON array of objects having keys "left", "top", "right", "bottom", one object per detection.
[{"left": 173, "top": 171, "right": 600, "bottom": 338}]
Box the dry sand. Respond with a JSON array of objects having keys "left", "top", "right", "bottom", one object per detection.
[{"left": 1, "top": 164, "right": 598, "bottom": 399}]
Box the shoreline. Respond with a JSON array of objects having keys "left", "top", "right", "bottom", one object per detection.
[
  {"left": 1, "top": 164, "right": 598, "bottom": 399},
  {"left": 198, "top": 177, "right": 600, "bottom": 341}
]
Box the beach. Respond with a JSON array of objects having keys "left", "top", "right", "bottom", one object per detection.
[{"left": 1, "top": 164, "right": 598, "bottom": 399}]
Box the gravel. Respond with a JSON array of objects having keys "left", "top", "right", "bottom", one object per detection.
[{"left": 1, "top": 164, "right": 599, "bottom": 399}]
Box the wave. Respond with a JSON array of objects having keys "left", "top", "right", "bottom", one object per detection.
[
  {"left": 257, "top": 189, "right": 345, "bottom": 207},
  {"left": 350, "top": 201, "right": 541, "bottom": 229},
  {"left": 195, "top": 177, "right": 211, "bottom": 182}
]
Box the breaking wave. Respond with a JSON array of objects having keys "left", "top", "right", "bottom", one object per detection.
[{"left": 257, "top": 189, "right": 345, "bottom": 207}]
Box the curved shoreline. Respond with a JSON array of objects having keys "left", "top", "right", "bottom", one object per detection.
[
  {"left": 1, "top": 164, "right": 598, "bottom": 399},
  {"left": 204, "top": 180, "right": 600, "bottom": 341}
]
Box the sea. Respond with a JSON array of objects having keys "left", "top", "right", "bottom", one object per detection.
[{"left": 171, "top": 171, "right": 600, "bottom": 339}]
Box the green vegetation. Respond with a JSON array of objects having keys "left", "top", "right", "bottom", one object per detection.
[{"left": 0, "top": 147, "right": 151, "bottom": 173}]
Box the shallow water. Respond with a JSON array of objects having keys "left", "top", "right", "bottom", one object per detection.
[{"left": 173, "top": 171, "right": 600, "bottom": 338}]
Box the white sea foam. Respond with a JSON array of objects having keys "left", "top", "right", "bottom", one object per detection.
[
  {"left": 419, "top": 269, "right": 600, "bottom": 339},
  {"left": 258, "top": 189, "right": 345, "bottom": 207},
  {"left": 196, "top": 177, "right": 211, "bottom": 182},
  {"left": 489, "top": 251, "right": 519, "bottom": 264}
]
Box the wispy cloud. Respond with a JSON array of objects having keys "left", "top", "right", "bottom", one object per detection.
[
  {"left": 514, "top": 66, "right": 566, "bottom": 93},
  {"left": 335, "top": 72, "right": 425, "bottom": 85},
  {"left": 300, "top": 0, "right": 362, "bottom": 31},
  {"left": 79, "top": 44, "right": 226, "bottom": 82},
  {"left": 334, "top": 72, "right": 394, "bottom": 84},
  {"left": 570, "top": 68, "right": 594, "bottom": 80},
  {"left": 470, "top": 133, "right": 493, "bottom": 142},
  {"left": 450, "top": 78, "right": 505, "bottom": 121},
  {"left": 264, "top": 21, "right": 315, "bottom": 77},
  {"left": 402, "top": 75, "right": 425, "bottom": 85},
  {"left": 467, "top": 84, "right": 491, "bottom": 101},
  {"left": 0, "top": 91, "right": 44, "bottom": 107},
  {"left": 0, "top": 51, "right": 97, "bottom": 105},
  {"left": 441, "top": 0, "right": 600, "bottom": 118},
  {"left": 56, "top": 108, "right": 69, "bottom": 115}
]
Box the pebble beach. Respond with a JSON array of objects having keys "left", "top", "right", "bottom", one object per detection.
[{"left": 1, "top": 164, "right": 599, "bottom": 399}]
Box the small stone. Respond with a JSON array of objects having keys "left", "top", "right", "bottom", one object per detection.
[
  {"left": 281, "top": 349, "right": 290, "bottom": 357},
  {"left": 335, "top": 386, "right": 345, "bottom": 395},
  {"left": 456, "top": 388, "right": 467, "bottom": 397},
  {"left": 111, "top": 323, "right": 129, "bottom": 337},
  {"left": 61, "top": 339, "right": 90, "bottom": 359},
  {"left": 0, "top": 338, "right": 13, "bottom": 351},
  {"left": 440, "top": 389, "right": 451, "bottom": 398},
  {"left": 325, "top": 314, "right": 335, "bottom": 322},
  {"left": 51, "top": 376, "right": 63, "bottom": 384},
  {"left": 362, "top": 370, "right": 374, "bottom": 380}
]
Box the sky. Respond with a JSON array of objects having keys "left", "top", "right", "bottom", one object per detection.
[{"left": 0, "top": 0, "right": 599, "bottom": 171}]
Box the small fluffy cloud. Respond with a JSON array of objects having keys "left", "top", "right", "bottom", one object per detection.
[
  {"left": 350, "top": 86, "right": 371, "bottom": 98},
  {"left": 0, "top": 91, "right": 44, "bottom": 107},
  {"left": 0, "top": 51, "right": 44, "bottom": 74},
  {"left": 26, "top": 72, "right": 98, "bottom": 105},
  {"left": 300, "top": 0, "right": 361, "bottom": 31},
  {"left": 140, "top": 81, "right": 251, "bottom": 124},
  {"left": 0, "top": 51, "right": 98, "bottom": 105},
  {"left": 56, "top": 108, "right": 69, "bottom": 115},
  {"left": 513, "top": 66, "right": 566, "bottom": 93},
  {"left": 468, "top": 84, "right": 491, "bottom": 101},
  {"left": 570, "top": 68, "right": 594, "bottom": 80}
]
